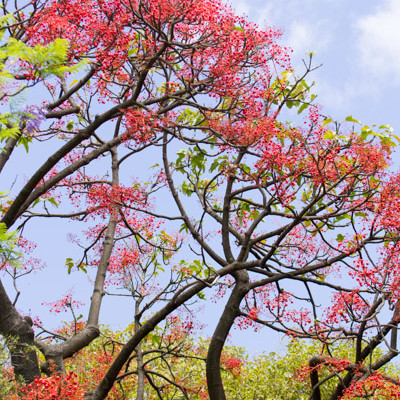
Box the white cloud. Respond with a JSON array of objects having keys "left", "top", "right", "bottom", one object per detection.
[
  {"left": 284, "top": 20, "right": 332, "bottom": 57},
  {"left": 229, "top": 0, "right": 251, "bottom": 16},
  {"left": 356, "top": 0, "right": 400, "bottom": 83},
  {"left": 285, "top": 22, "right": 313, "bottom": 53},
  {"left": 316, "top": 77, "right": 367, "bottom": 116},
  {"left": 229, "top": 0, "right": 274, "bottom": 28},
  {"left": 230, "top": 0, "right": 333, "bottom": 61}
]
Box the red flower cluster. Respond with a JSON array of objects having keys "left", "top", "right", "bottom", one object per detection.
[{"left": 13, "top": 372, "right": 85, "bottom": 400}]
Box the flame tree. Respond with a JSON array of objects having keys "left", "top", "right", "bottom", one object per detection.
[{"left": 0, "top": 0, "right": 399, "bottom": 399}]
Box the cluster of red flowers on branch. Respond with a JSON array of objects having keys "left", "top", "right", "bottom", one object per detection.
[{"left": 11, "top": 372, "right": 85, "bottom": 400}]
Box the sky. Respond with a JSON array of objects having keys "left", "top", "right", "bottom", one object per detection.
[
  {"left": 4, "top": 0, "right": 400, "bottom": 358},
  {"left": 230, "top": 0, "right": 400, "bottom": 145}
]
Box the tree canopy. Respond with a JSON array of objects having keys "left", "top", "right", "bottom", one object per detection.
[{"left": 1, "top": 0, "right": 400, "bottom": 399}]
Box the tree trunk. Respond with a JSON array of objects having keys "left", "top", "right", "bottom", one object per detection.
[
  {"left": 206, "top": 271, "right": 249, "bottom": 400},
  {"left": 135, "top": 299, "right": 145, "bottom": 400},
  {"left": 0, "top": 279, "right": 40, "bottom": 383}
]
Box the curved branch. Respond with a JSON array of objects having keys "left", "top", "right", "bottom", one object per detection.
[{"left": 206, "top": 271, "right": 249, "bottom": 400}]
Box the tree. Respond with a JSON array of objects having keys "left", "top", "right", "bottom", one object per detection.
[
  {"left": 1, "top": 0, "right": 400, "bottom": 399},
  {"left": 5, "top": 324, "right": 399, "bottom": 399}
]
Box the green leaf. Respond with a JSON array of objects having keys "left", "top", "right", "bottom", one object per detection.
[
  {"left": 0, "top": 222, "right": 22, "bottom": 265},
  {"left": 176, "top": 148, "right": 187, "bottom": 166},
  {"left": 179, "top": 222, "right": 189, "bottom": 233},
  {"left": 345, "top": 115, "right": 361, "bottom": 124},
  {"left": 77, "top": 263, "right": 87, "bottom": 273},
  {"left": 379, "top": 124, "right": 393, "bottom": 133},
  {"left": 65, "top": 258, "right": 74, "bottom": 274},
  {"left": 197, "top": 291, "right": 206, "bottom": 300},
  {"left": 47, "top": 197, "right": 58, "bottom": 208},
  {"left": 152, "top": 334, "right": 161, "bottom": 346},
  {"left": 391, "top": 134, "right": 400, "bottom": 144},
  {"left": 310, "top": 221, "right": 325, "bottom": 237},
  {"left": 32, "top": 198, "right": 40, "bottom": 207},
  {"left": 239, "top": 163, "right": 251, "bottom": 174},
  {"left": 336, "top": 234, "right": 344, "bottom": 242},
  {"left": 297, "top": 102, "right": 309, "bottom": 114},
  {"left": 65, "top": 258, "right": 87, "bottom": 274},
  {"left": 180, "top": 181, "right": 193, "bottom": 196},
  {"left": 17, "top": 136, "right": 32, "bottom": 153},
  {"left": 323, "top": 131, "right": 335, "bottom": 140},
  {"left": 355, "top": 212, "right": 367, "bottom": 219},
  {"left": 191, "top": 153, "right": 206, "bottom": 172}
]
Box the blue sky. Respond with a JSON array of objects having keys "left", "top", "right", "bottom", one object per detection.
[{"left": 231, "top": 0, "right": 400, "bottom": 148}]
